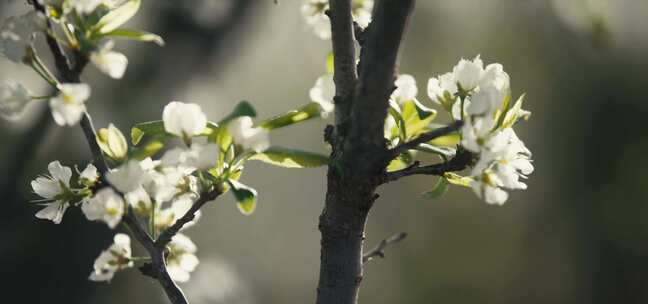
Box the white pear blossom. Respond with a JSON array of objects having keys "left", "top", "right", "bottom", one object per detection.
[
  {"left": 106, "top": 160, "right": 148, "bottom": 193},
  {"left": 391, "top": 74, "right": 418, "bottom": 104},
  {"left": 50, "top": 83, "right": 91, "bottom": 126},
  {"left": 466, "top": 84, "right": 506, "bottom": 116},
  {"left": 301, "top": 0, "right": 374, "bottom": 40},
  {"left": 154, "top": 195, "right": 200, "bottom": 233},
  {"left": 67, "top": 0, "right": 105, "bottom": 15},
  {"left": 124, "top": 186, "right": 152, "bottom": 216},
  {"left": 470, "top": 171, "right": 509, "bottom": 205},
  {"left": 427, "top": 72, "right": 458, "bottom": 111},
  {"left": 81, "top": 187, "right": 124, "bottom": 229},
  {"left": 167, "top": 233, "right": 199, "bottom": 283},
  {"left": 0, "top": 81, "right": 31, "bottom": 119},
  {"left": 228, "top": 116, "right": 270, "bottom": 153},
  {"left": 31, "top": 161, "right": 73, "bottom": 224},
  {"left": 79, "top": 163, "right": 99, "bottom": 186},
  {"left": 309, "top": 74, "right": 335, "bottom": 116},
  {"left": 161, "top": 142, "right": 218, "bottom": 171},
  {"left": 90, "top": 41, "right": 128, "bottom": 79},
  {"left": 0, "top": 12, "right": 45, "bottom": 63},
  {"left": 89, "top": 233, "right": 133, "bottom": 282},
  {"left": 162, "top": 101, "right": 207, "bottom": 139},
  {"left": 301, "top": 1, "right": 331, "bottom": 40},
  {"left": 453, "top": 56, "right": 485, "bottom": 91}
]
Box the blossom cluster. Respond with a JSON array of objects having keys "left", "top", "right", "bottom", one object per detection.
[
  {"left": 301, "top": 0, "right": 373, "bottom": 40},
  {"left": 0, "top": 0, "right": 160, "bottom": 125},
  {"left": 427, "top": 56, "right": 533, "bottom": 204},
  {"left": 30, "top": 101, "right": 271, "bottom": 282}
]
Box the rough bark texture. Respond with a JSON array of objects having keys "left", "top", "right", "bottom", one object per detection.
[{"left": 316, "top": 1, "right": 415, "bottom": 304}]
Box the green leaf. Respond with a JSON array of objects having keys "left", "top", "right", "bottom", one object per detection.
[
  {"left": 101, "top": 28, "right": 164, "bottom": 46},
  {"left": 249, "top": 147, "right": 329, "bottom": 168},
  {"left": 423, "top": 177, "right": 449, "bottom": 199},
  {"left": 131, "top": 121, "right": 166, "bottom": 145},
  {"left": 444, "top": 172, "right": 473, "bottom": 188},
  {"left": 227, "top": 179, "right": 257, "bottom": 215},
  {"left": 94, "top": 0, "right": 141, "bottom": 34},
  {"left": 131, "top": 121, "right": 218, "bottom": 145},
  {"left": 259, "top": 103, "right": 321, "bottom": 130},
  {"left": 400, "top": 99, "right": 437, "bottom": 139},
  {"left": 218, "top": 101, "right": 257, "bottom": 125},
  {"left": 428, "top": 133, "right": 460, "bottom": 147},
  {"left": 500, "top": 94, "right": 529, "bottom": 129},
  {"left": 129, "top": 140, "right": 164, "bottom": 160},
  {"left": 388, "top": 100, "right": 407, "bottom": 140}
]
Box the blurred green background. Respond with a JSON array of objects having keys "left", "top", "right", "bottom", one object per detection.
[{"left": 2, "top": 0, "right": 648, "bottom": 303}]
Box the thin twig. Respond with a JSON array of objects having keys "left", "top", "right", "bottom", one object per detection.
[
  {"left": 389, "top": 121, "right": 463, "bottom": 158},
  {"left": 154, "top": 189, "right": 222, "bottom": 250},
  {"left": 363, "top": 232, "right": 408, "bottom": 264},
  {"left": 30, "top": 3, "right": 190, "bottom": 303},
  {"left": 383, "top": 147, "right": 475, "bottom": 183}
]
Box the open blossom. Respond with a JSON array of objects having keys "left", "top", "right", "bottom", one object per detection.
[
  {"left": 106, "top": 160, "right": 148, "bottom": 193},
  {"left": 50, "top": 83, "right": 91, "bottom": 126},
  {"left": 82, "top": 187, "right": 124, "bottom": 229},
  {"left": 163, "top": 101, "right": 207, "bottom": 139},
  {"left": 301, "top": 0, "right": 374, "bottom": 40},
  {"left": 391, "top": 74, "right": 418, "bottom": 104},
  {"left": 155, "top": 195, "right": 200, "bottom": 233},
  {"left": 0, "top": 81, "right": 31, "bottom": 119},
  {"left": 67, "top": 0, "right": 107, "bottom": 15},
  {"left": 309, "top": 74, "right": 335, "bottom": 116},
  {"left": 166, "top": 233, "right": 199, "bottom": 283},
  {"left": 124, "top": 186, "right": 152, "bottom": 216},
  {"left": 79, "top": 163, "right": 99, "bottom": 186},
  {"left": 228, "top": 116, "right": 270, "bottom": 153},
  {"left": 89, "top": 233, "right": 133, "bottom": 282},
  {"left": 90, "top": 41, "right": 128, "bottom": 79},
  {"left": 0, "top": 12, "right": 45, "bottom": 63},
  {"left": 162, "top": 142, "right": 219, "bottom": 171},
  {"left": 31, "top": 161, "right": 73, "bottom": 224}
]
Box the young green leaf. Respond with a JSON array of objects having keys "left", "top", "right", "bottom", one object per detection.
[
  {"left": 131, "top": 120, "right": 167, "bottom": 145},
  {"left": 259, "top": 103, "right": 321, "bottom": 130},
  {"left": 129, "top": 140, "right": 164, "bottom": 160},
  {"left": 218, "top": 101, "right": 257, "bottom": 125},
  {"left": 227, "top": 179, "right": 258, "bottom": 215},
  {"left": 101, "top": 29, "right": 165, "bottom": 46},
  {"left": 94, "top": 0, "right": 141, "bottom": 34},
  {"left": 443, "top": 172, "right": 473, "bottom": 188},
  {"left": 423, "top": 177, "right": 449, "bottom": 199},
  {"left": 249, "top": 147, "right": 329, "bottom": 168}
]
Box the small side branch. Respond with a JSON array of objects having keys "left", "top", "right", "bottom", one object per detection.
[
  {"left": 383, "top": 147, "right": 475, "bottom": 183},
  {"left": 363, "top": 232, "right": 408, "bottom": 264},
  {"left": 389, "top": 121, "right": 463, "bottom": 158},
  {"left": 155, "top": 189, "right": 222, "bottom": 250}
]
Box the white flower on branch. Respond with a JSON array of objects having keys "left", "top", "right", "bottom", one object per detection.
[
  {"left": 301, "top": 0, "right": 374, "bottom": 40},
  {"left": 31, "top": 161, "right": 73, "bottom": 224},
  {"left": 0, "top": 11, "right": 45, "bottom": 64},
  {"left": 391, "top": 74, "right": 418, "bottom": 104},
  {"left": 161, "top": 142, "right": 219, "bottom": 171},
  {"left": 82, "top": 187, "right": 125, "bottom": 229},
  {"left": 309, "top": 74, "right": 335, "bottom": 116},
  {"left": 167, "top": 233, "right": 199, "bottom": 283},
  {"left": 50, "top": 83, "right": 91, "bottom": 126},
  {"left": 0, "top": 81, "right": 32, "bottom": 119},
  {"left": 124, "top": 186, "right": 152, "bottom": 216},
  {"left": 228, "top": 116, "right": 270, "bottom": 153},
  {"left": 163, "top": 101, "right": 207, "bottom": 139},
  {"left": 90, "top": 41, "right": 128, "bottom": 79},
  {"left": 106, "top": 160, "right": 148, "bottom": 193},
  {"left": 79, "top": 163, "right": 99, "bottom": 186},
  {"left": 89, "top": 233, "right": 133, "bottom": 282},
  {"left": 67, "top": 0, "right": 105, "bottom": 15}
]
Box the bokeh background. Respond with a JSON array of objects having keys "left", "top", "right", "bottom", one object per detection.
[{"left": 2, "top": 0, "right": 648, "bottom": 303}]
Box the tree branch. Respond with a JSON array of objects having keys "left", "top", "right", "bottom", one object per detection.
[
  {"left": 389, "top": 121, "right": 463, "bottom": 158},
  {"left": 154, "top": 189, "right": 222, "bottom": 250},
  {"left": 317, "top": 1, "right": 416, "bottom": 304},
  {"left": 383, "top": 147, "right": 475, "bottom": 183},
  {"left": 328, "top": 0, "right": 358, "bottom": 122},
  {"left": 362, "top": 232, "right": 407, "bottom": 264}
]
